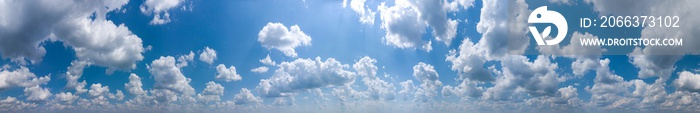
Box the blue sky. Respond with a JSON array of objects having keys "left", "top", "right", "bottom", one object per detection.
[{"left": 0, "top": 0, "right": 699, "bottom": 112}]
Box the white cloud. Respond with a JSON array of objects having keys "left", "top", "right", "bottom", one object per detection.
[
  {"left": 538, "top": 32, "right": 606, "bottom": 76},
  {"left": 140, "top": 0, "right": 185, "bottom": 25},
  {"left": 587, "top": 59, "right": 633, "bottom": 108},
  {"left": 0, "top": 67, "right": 50, "bottom": 91},
  {"left": 362, "top": 77, "right": 395, "bottom": 100},
  {"left": 377, "top": 0, "right": 460, "bottom": 50},
  {"left": 202, "top": 81, "right": 225, "bottom": 96},
  {"left": 0, "top": 0, "right": 145, "bottom": 70},
  {"left": 483, "top": 56, "right": 559, "bottom": 101},
  {"left": 54, "top": 92, "right": 79, "bottom": 104},
  {"left": 475, "top": 0, "right": 529, "bottom": 57},
  {"left": 353, "top": 56, "right": 378, "bottom": 77},
  {"left": 233, "top": 88, "right": 262, "bottom": 105},
  {"left": 445, "top": 0, "right": 475, "bottom": 12},
  {"left": 377, "top": 1, "right": 428, "bottom": 51},
  {"left": 674, "top": 71, "right": 700, "bottom": 92},
  {"left": 199, "top": 47, "right": 217, "bottom": 65},
  {"left": 272, "top": 97, "right": 294, "bottom": 106},
  {"left": 352, "top": 56, "right": 395, "bottom": 100},
  {"left": 445, "top": 39, "right": 493, "bottom": 82},
  {"left": 398, "top": 80, "right": 415, "bottom": 101},
  {"left": 125, "top": 73, "right": 147, "bottom": 95},
  {"left": 346, "top": 0, "right": 376, "bottom": 25},
  {"left": 332, "top": 85, "right": 367, "bottom": 102},
  {"left": 176, "top": 51, "right": 194, "bottom": 68},
  {"left": 251, "top": 66, "right": 269, "bottom": 74},
  {"left": 54, "top": 18, "right": 146, "bottom": 72},
  {"left": 63, "top": 60, "right": 89, "bottom": 94},
  {"left": 260, "top": 54, "right": 276, "bottom": 66},
  {"left": 23, "top": 86, "right": 52, "bottom": 102},
  {"left": 412, "top": 62, "right": 442, "bottom": 102},
  {"left": 256, "top": 57, "right": 356, "bottom": 97},
  {"left": 257, "top": 22, "right": 312, "bottom": 57},
  {"left": 88, "top": 83, "right": 110, "bottom": 98},
  {"left": 405, "top": 0, "right": 458, "bottom": 45},
  {"left": 625, "top": 0, "right": 700, "bottom": 80},
  {"left": 216, "top": 64, "right": 242, "bottom": 82},
  {"left": 581, "top": 0, "right": 700, "bottom": 80},
  {"left": 148, "top": 56, "right": 195, "bottom": 95},
  {"left": 441, "top": 79, "right": 483, "bottom": 99},
  {"left": 628, "top": 48, "right": 680, "bottom": 79},
  {"left": 0, "top": 97, "right": 36, "bottom": 111},
  {"left": 197, "top": 81, "right": 224, "bottom": 103},
  {"left": 151, "top": 89, "right": 178, "bottom": 103},
  {"left": 112, "top": 90, "right": 125, "bottom": 101}
]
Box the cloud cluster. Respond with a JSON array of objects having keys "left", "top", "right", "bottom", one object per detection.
[
  {"left": 0, "top": 67, "right": 50, "bottom": 91},
  {"left": 140, "top": 0, "right": 186, "bottom": 24},
  {"left": 375, "top": 0, "right": 470, "bottom": 51},
  {"left": 0, "top": 0, "right": 146, "bottom": 69},
  {"left": 344, "top": 0, "right": 376, "bottom": 25},
  {"left": 148, "top": 56, "right": 196, "bottom": 96},
  {"left": 258, "top": 22, "right": 312, "bottom": 57},
  {"left": 199, "top": 47, "right": 217, "bottom": 65},
  {"left": 256, "top": 57, "right": 356, "bottom": 97},
  {"left": 216, "top": 64, "right": 242, "bottom": 82}
]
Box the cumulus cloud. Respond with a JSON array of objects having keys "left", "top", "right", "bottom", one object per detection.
[
  {"left": 260, "top": 54, "right": 276, "bottom": 66},
  {"left": 628, "top": 48, "right": 680, "bottom": 79},
  {"left": 251, "top": 66, "right": 269, "bottom": 74},
  {"left": 674, "top": 71, "right": 700, "bottom": 92},
  {"left": 353, "top": 56, "right": 379, "bottom": 77},
  {"left": 398, "top": 80, "right": 415, "bottom": 101},
  {"left": 0, "top": 67, "right": 50, "bottom": 91},
  {"left": 587, "top": 59, "right": 634, "bottom": 108},
  {"left": 88, "top": 83, "right": 110, "bottom": 98},
  {"left": 483, "top": 56, "right": 559, "bottom": 101},
  {"left": 140, "top": 0, "right": 186, "bottom": 24},
  {"left": 233, "top": 88, "right": 262, "bottom": 105},
  {"left": 63, "top": 60, "right": 89, "bottom": 94},
  {"left": 538, "top": 32, "right": 606, "bottom": 76},
  {"left": 476, "top": 0, "right": 529, "bottom": 57},
  {"left": 0, "top": 97, "right": 36, "bottom": 111},
  {"left": 445, "top": 0, "right": 475, "bottom": 12},
  {"left": 412, "top": 62, "right": 442, "bottom": 102},
  {"left": 125, "top": 73, "right": 147, "bottom": 95},
  {"left": 256, "top": 57, "right": 356, "bottom": 97},
  {"left": 0, "top": 0, "right": 145, "bottom": 70},
  {"left": 624, "top": 0, "right": 700, "bottom": 80},
  {"left": 445, "top": 39, "right": 493, "bottom": 82},
  {"left": 353, "top": 56, "right": 395, "bottom": 100},
  {"left": 197, "top": 81, "right": 224, "bottom": 103},
  {"left": 54, "top": 92, "right": 79, "bottom": 104},
  {"left": 24, "top": 86, "right": 52, "bottom": 102},
  {"left": 216, "top": 64, "right": 242, "bottom": 82},
  {"left": 148, "top": 56, "right": 195, "bottom": 95},
  {"left": 258, "top": 22, "right": 312, "bottom": 57},
  {"left": 199, "top": 47, "right": 217, "bottom": 65},
  {"left": 377, "top": 0, "right": 429, "bottom": 51},
  {"left": 201, "top": 81, "right": 225, "bottom": 96},
  {"left": 345, "top": 0, "right": 376, "bottom": 25},
  {"left": 176, "top": 51, "right": 195, "bottom": 68},
  {"left": 54, "top": 18, "right": 146, "bottom": 72},
  {"left": 580, "top": 0, "right": 699, "bottom": 80},
  {"left": 441, "top": 79, "right": 483, "bottom": 99},
  {"left": 377, "top": 0, "right": 463, "bottom": 51}
]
